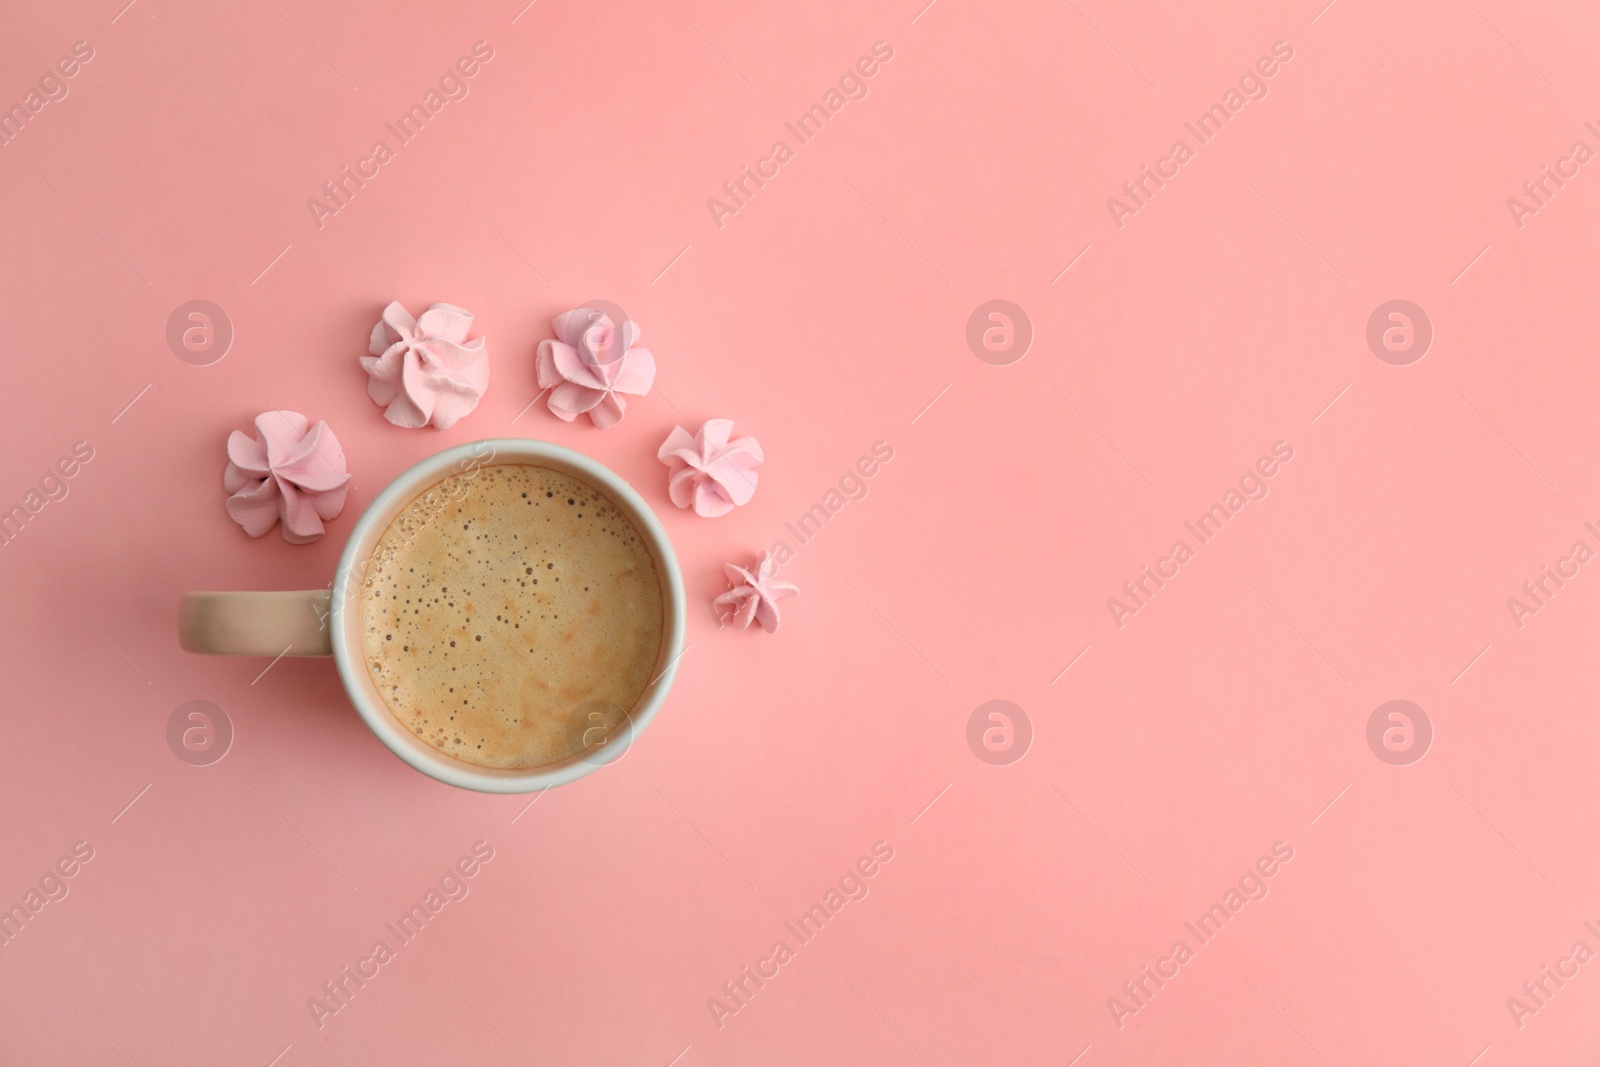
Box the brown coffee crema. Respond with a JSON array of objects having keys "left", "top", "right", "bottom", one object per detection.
[{"left": 359, "top": 464, "right": 663, "bottom": 769}]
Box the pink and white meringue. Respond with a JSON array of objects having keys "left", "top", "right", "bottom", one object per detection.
[
  {"left": 714, "top": 552, "right": 797, "bottom": 633},
  {"left": 223, "top": 411, "right": 351, "bottom": 544},
  {"left": 657, "top": 419, "right": 763, "bottom": 517},
  {"left": 535, "top": 307, "right": 655, "bottom": 428},
  {"left": 361, "top": 301, "right": 489, "bottom": 430}
]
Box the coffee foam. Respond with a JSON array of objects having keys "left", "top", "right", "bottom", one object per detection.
[{"left": 359, "top": 464, "right": 663, "bottom": 769}]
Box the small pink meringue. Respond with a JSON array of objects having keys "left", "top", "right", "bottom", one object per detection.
[
  {"left": 223, "top": 412, "right": 351, "bottom": 544},
  {"left": 535, "top": 308, "right": 656, "bottom": 428},
  {"left": 714, "top": 552, "right": 797, "bottom": 633},
  {"left": 657, "top": 419, "right": 762, "bottom": 517},
  {"left": 361, "top": 301, "right": 489, "bottom": 430}
]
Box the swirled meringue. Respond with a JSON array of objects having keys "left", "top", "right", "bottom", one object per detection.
[
  {"left": 535, "top": 308, "right": 656, "bottom": 429},
  {"left": 714, "top": 552, "right": 797, "bottom": 633},
  {"left": 657, "top": 419, "right": 763, "bottom": 517},
  {"left": 223, "top": 411, "right": 351, "bottom": 544},
  {"left": 361, "top": 301, "right": 489, "bottom": 430}
]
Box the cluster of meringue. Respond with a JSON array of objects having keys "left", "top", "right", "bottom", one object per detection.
[
  {"left": 220, "top": 301, "right": 796, "bottom": 630},
  {"left": 714, "top": 552, "right": 797, "bottom": 633},
  {"left": 535, "top": 308, "right": 655, "bottom": 429},
  {"left": 657, "top": 419, "right": 762, "bottom": 518},
  {"left": 362, "top": 302, "right": 489, "bottom": 431},
  {"left": 223, "top": 412, "right": 351, "bottom": 544}
]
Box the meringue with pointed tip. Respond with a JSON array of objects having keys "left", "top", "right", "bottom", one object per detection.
[
  {"left": 714, "top": 552, "right": 797, "bottom": 633},
  {"left": 223, "top": 411, "right": 351, "bottom": 544},
  {"left": 657, "top": 419, "right": 763, "bottom": 517},
  {"left": 361, "top": 301, "right": 489, "bottom": 430},
  {"left": 535, "top": 308, "right": 656, "bottom": 428}
]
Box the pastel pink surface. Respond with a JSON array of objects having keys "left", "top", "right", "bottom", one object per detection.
[{"left": 3, "top": 1, "right": 1600, "bottom": 1065}]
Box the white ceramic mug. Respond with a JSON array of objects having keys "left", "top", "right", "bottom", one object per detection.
[{"left": 179, "top": 438, "right": 686, "bottom": 793}]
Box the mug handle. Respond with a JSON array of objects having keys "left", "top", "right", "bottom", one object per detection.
[{"left": 179, "top": 591, "right": 333, "bottom": 656}]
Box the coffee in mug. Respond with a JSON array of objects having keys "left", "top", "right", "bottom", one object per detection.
[
  {"left": 359, "top": 464, "right": 663, "bottom": 769},
  {"left": 179, "top": 438, "right": 686, "bottom": 794}
]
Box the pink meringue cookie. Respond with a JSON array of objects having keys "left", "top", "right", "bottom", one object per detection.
[
  {"left": 535, "top": 308, "right": 656, "bottom": 428},
  {"left": 657, "top": 419, "right": 762, "bottom": 517},
  {"left": 361, "top": 301, "right": 489, "bottom": 430},
  {"left": 714, "top": 552, "right": 797, "bottom": 633},
  {"left": 223, "top": 411, "right": 351, "bottom": 544}
]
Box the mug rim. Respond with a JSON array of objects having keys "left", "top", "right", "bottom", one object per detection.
[{"left": 329, "top": 438, "right": 686, "bottom": 793}]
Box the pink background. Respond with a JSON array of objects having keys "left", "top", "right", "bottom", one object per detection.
[{"left": 3, "top": 0, "right": 1599, "bottom": 1063}]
